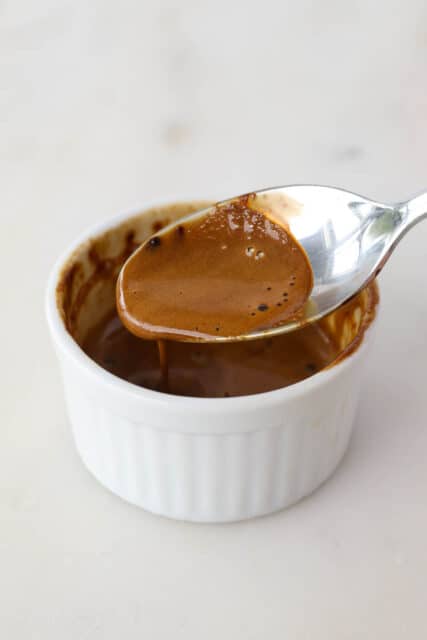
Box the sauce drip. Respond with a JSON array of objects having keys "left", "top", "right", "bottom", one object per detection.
[
  {"left": 83, "top": 311, "right": 338, "bottom": 398},
  {"left": 116, "top": 196, "right": 313, "bottom": 341},
  {"left": 157, "top": 339, "right": 169, "bottom": 392}
]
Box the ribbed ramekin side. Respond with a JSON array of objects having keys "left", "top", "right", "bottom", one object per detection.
[{"left": 61, "top": 356, "right": 364, "bottom": 522}]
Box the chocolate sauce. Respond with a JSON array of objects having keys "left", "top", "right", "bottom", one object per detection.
[
  {"left": 57, "top": 200, "right": 379, "bottom": 399},
  {"left": 116, "top": 196, "right": 313, "bottom": 341},
  {"left": 83, "top": 310, "right": 338, "bottom": 397}
]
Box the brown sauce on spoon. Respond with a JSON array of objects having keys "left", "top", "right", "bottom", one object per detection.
[{"left": 116, "top": 195, "right": 313, "bottom": 341}]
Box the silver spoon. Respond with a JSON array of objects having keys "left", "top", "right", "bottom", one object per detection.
[{"left": 137, "top": 185, "right": 427, "bottom": 342}]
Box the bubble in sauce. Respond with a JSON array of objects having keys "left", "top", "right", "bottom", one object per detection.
[{"left": 148, "top": 236, "right": 161, "bottom": 248}]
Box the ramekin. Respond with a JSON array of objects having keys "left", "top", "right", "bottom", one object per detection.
[{"left": 46, "top": 201, "right": 379, "bottom": 523}]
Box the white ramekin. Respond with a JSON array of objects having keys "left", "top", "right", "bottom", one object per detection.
[{"left": 46, "top": 202, "right": 378, "bottom": 523}]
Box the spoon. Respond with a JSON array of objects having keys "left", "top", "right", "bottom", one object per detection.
[{"left": 121, "top": 185, "right": 427, "bottom": 342}]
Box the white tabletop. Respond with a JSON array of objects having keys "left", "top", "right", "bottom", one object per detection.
[{"left": 2, "top": 1, "right": 427, "bottom": 637}]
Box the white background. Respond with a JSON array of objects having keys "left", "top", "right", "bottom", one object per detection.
[{"left": 1, "top": 1, "right": 427, "bottom": 637}]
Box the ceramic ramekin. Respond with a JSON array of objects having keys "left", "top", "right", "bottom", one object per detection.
[{"left": 46, "top": 200, "right": 379, "bottom": 523}]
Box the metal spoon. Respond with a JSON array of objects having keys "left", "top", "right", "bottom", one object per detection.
[{"left": 138, "top": 185, "right": 427, "bottom": 342}]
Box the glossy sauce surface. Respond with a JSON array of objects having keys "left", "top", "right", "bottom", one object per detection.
[
  {"left": 117, "top": 196, "right": 313, "bottom": 341},
  {"left": 83, "top": 311, "right": 339, "bottom": 397}
]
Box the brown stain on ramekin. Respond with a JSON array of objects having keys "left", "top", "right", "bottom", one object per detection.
[
  {"left": 152, "top": 219, "right": 170, "bottom": 233},
  {"left": 325, "top": 281, "right": 379, "bottom": 367},
  {"left": 56, "top": 202, "right": 211, "bottom": 337}
]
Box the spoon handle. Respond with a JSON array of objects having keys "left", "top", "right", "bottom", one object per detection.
[
  {"left": 399, "top": 192, "right": 427, "bottom": 231},
  {"left": 370, "top": 193, "right": 427, "bottom": 278}
]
